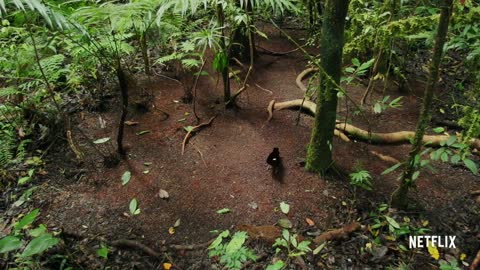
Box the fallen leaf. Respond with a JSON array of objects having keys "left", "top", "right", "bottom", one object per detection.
[
  {"left": 279, "top": 202, "right": 290, "bottom": 214},
  {"left": 144, "top": 162, "right": 153, "bottom": 166},
  {"left": 121, "top": 171, "right": 131, "bottom": 186},
  {"left": 163, "top": 263, "right": 172, "bottom": 270},
  {"left": 158, "top": 189, "right": 169, "bottom": 199},
  {"left": 125, "top": 120, "right": 139, "bottom": 126},
  {"left": 94, "top": 137, "right": 111, "bottom": 144},
  {"left": 143, "top": 170, "right": 150, "bottom": 174},
  {"left": 136, "top": 130, "right": 151, "bottom": 135},
  {"left": 277, "top": 218, "right": 292, "bottom": 229},
  {"left": 305, "top": 218, "right": 315, "bottom": 226},
  {"left": 216, "top": 208, "right": 230, "bottom": 214},
  {"left": 427, "top": 243, "right": 440, "bottom": 260},
  {"left": 174, "top": 219, "right": 181, "bottom": 228},
  {"left": 168, "top": 227, "right": 175, "bottom": 235}
]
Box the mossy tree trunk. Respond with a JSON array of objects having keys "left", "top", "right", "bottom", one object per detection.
[
  {"left": 305, "top": 0, "right": 349, "bottom": 174},
  {"left": 391, "top": 0, "right": 453, "bottom": 209}
]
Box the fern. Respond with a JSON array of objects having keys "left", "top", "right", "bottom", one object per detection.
[{"left": 0, "top": 132, "right": 15, "bottom": 168}]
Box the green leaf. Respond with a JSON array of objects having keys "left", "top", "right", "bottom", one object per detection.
[
  {"left": 136, "top": 130, "right": 151, "bottom": 135},
  {"left": 278, "top": 218, "right": 292, "bottom": 229},
  {"left": 20, "top": 234, "right": 59, "bottom": 257},
  {"left": 213, "top": 51, "right": 228, "bottom": 72},
  {"left": 93, "top": 137, "right": 110, "bottom": 144},
  {"left": 385, "top": 216, "right": 400, "bottom": 229},
  {"left": 463, "top": 159, "right": 478, "bottom": 175},
  {"left": 15, "top": 209, "right": 40, "bottom": 231},
  {"left": 121, "top": 171, "right": 131, "bottom": 186},
  {"left": 184, "top": 126, "right": 194, "bottom": 132},
  {"left": 412, "top": 171, "right": 420, "bottom": 181},
  {"left": 313, "top": 242, "right": 326, "bottom": 255},
  {"left": 266, "top": 260, "right": 285, "bottom": 270},
  {"left": 97, "top": 243, "right": 109, "bottom": 259},
  {"left": 373, "top": 103, "right": 382, "bottom": 114},
  {"left": 216, "top": 208, "right": 230, "bottom": 214},
  {"left": 0, "top": 236, "right": 22, "bottom": 253},
  {"left": 29, "top": 224, "right": 47, "bottom": 237},
  {"left": 279, "top": 202, "right": 290, "bottom": 214},
  {"left": 381, "top": 163, "right": 402, "bottom": 175},
  {"left": 446, "top": 136, "right": 457, "bottom": 146},
  {"left": 432, "top": 127, "right": 445, "bottom": 133},
  {"left": 18, "top": 176, "right": 31, "bottom": 185},
  {"left": 208, "top": 230, "right": 229, "bottom": 249},
  {"left": 129, "top": 199, "right": 140, "bottom": 215},
  {"left": 351, "top": 58, "right": 360, "bottom": 67},
  {"left": 226, "top": 231, "right": 248, "bottom": 255}
]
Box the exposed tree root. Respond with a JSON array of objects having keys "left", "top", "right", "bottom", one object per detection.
[
  {"left": 111, "top": 239, "right": 213, "bottom": 258},
  {"left": 267, "top": 99, "right": 480, "bottom": 151},
  {"left": 181, "top": 116, "right": 216, "bottom": 155},
  {"left": 471, "top": 249, "right": 480, "bottom": 270},
  {"left": 111, "top": 239, "right": 163, "bottom": 258},
  {"left": 256, "top": 45, "right": 303, "bottom": 56},
  {"left": 296, "top": 67, "right": 318, "bottom": 94},
  {"left": 313, "top": 222, "right": 362, "bottom": 244}
]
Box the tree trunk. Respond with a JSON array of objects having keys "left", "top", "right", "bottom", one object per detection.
[
  {"left": 140, "top": 32, "right": 151, "bottom": 76},
  {"left": 231, "top": 1, "right": 255, "bottom": 63},
  {"left": 217, "top": 3, "right": 231, "bottom": 106},
  {"left": 305, "top": 0, "right": 349, "bottom": 174},
  {"left": 116, "top": 65, "right": 129, "bottom": 157},
  {"left": 391, "top": 0, "right": 453, "bottom": 209}
]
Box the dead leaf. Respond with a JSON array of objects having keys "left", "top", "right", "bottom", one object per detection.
[
  {"left": 168, "top": 227, "right": 175, "bottom": 235},
  {"left": 163, "top": 263, "right": 172, "bottom": 270},
  {"left": 158, "top": 189, "right": 169, "bottom": 199},
  {"left": 174, "top": 219, "right": 181, "bottom": 227},
  {"left": 18, "top": 127, "right": 25, "bottom": 138},
  {"left": 125, "top": 120, "right": 139, "bottom": 126},
  {"left": 305, "top": 218, "right": 315, "bottom": 226}
]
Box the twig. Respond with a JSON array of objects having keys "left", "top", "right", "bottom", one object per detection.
[
  {"left": 254, "top": 83, "right": 273, "bottom": 95},
  {"left": 181, "top": 116, "right": 216, "bottom": 155},
  {"left": 191, "top": 143, "right": 207, "bottom": 167}
]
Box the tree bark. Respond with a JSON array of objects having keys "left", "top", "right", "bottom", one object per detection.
[
  {"left": 140, "top": 32, "right": 151, "bottom": 75},
  {"left": 305, "top": 0, "right": 350, "bottom": 174},
  {"left": 391, "top": 0, "right": 453, "bottom": 209}
]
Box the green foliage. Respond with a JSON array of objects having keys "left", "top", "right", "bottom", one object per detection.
[
  {"left": 208, "top": 230, "right": 257, "bottom": 270},
  {"left": 0, "top": 209, "right": 60, "bottom": 265},
  {"left": 429, "top": 135, "right": 478, "bottom": 175},
  {"left": 341, "top": 57, "right": 375, "bottom": 84},
  {"left": 439, "top": 259, "right": 462, "bottom": 270},
  {"left": 373, "top": 95, "right": 403, "bottom": 114},
  {"left": 349, "top": 169, "right": 373, "bottom": 191},
  {"left": 272, "top": 229, "right": 311, "bottom": 258}
]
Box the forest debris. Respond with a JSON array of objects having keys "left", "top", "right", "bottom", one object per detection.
[
  {"left": 157, "top": 189, "right": 169, "bottom": 199},
  {"left": 181, "top": 116, "right": 216, "bottom": 155},
  {"left": 124, "top": 120, "right": 139, "bottom": 126},
  {"left": 470, "top": 249, "right": 480, "bottom": 270},
  {"left": 305, "top": 218, "right": 315, "bottom": 226},
  {"left": 470, "top": 190, "right": 480, "bottom": 196},
  {"left": 67, "top": 130, "right": 84, "bottom": 161},
  {"left": 313, "top": 222, "right": 362, "bottom": 244}
]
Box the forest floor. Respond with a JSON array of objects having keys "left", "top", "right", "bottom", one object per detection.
[{"left": 32, "top": 26, "right": 480, "bottom": 269}]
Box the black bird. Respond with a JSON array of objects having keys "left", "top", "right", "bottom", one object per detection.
[{"left": 267, "top": 147, "right": 284, "bottom": 182}]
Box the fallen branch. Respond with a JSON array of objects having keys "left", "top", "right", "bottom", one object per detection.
[
  {"left": 181, "top": 116, "right": 216, "bottom": 155},
  {"left": 191, "top": 143, "right": 207, "bottom": 167},
  {"left": 267, "top": 99, "right": 480, "bottom": 151},
  {"left": 313, "top": 222, "right": 362, "bottom": 244},
  {"left": 370, "top": 150, "right": 400, "bottom": 164},
  {"left": 111, "top": 239, "right": 163, "bottom": 258}
]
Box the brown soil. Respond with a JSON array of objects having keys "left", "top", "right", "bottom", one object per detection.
[{"left": 37, "top": 28, "right": 480, "bottom": 269}]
